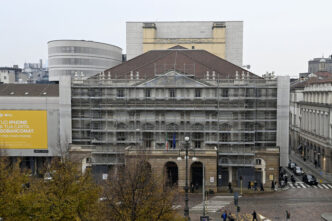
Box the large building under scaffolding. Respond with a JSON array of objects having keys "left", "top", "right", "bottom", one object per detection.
[{"left": 69, "top": 47, "right": 289, "bottom": 190}]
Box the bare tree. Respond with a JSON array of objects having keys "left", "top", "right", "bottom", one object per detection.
[{"left": 101, "top": 157, "right": 184, "bottom": 221}]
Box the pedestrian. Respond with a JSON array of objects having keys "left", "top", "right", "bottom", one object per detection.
[
  {"left": 275, "top": 181, "right": 278, "bottom": 191},
  {"left": 228, "top": 212, "right": 235, "bottom": 221},
  {"left": 190, "top": 182, "right": 194, "bottom": 193},
  {"left": 254, "top": 180, "right": 258, "bottom": 191},
  {"left": 228, "top": 182, "right": 233, "bottom": 193},
  {"left": 248, "top": 181, "right": 251, "bottom": 190},
  {"left": 252, "top": 210, "right": 257, "bottom": 221},
  {"left": 286, "top": 210, "right": 291, "bottom": 220},
  {"left": 250, "top": 181, "right": 254, "bottom": 189},
  {"left": 221, "top": 210, "right": 227, "bottom": 221},
  {"left": 285, "top": 176, "right": 288, "bottom": 185},
  {"left": 271, "top": 180, "right": 275, "bottom": 190},
  {"left": 260, "top": 182, "right": 264, "bottom": 191}
]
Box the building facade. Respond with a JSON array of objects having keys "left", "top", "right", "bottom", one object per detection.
[
  {"left": 0, "top": 84, "right": 60, "bottom": 173},
  {"left": 308, "top": 55, "right": 332, "bottom": 74},
  {"left": 290, "top": 78, "right": 332, "bottom": 174},
  {"left": 48, "top": 40, "right": 123, "bottom": 81},
  {"left": 23, "top": 60, "right": 49, "bottom": 83},
  {"left": 0, "top": 66, "right": 27, "bottom": 83},
  {"left": 126, "top": 21, "right": 243, "bottom": 66},
  {"left": 69, "top": 48, "right": 289, "bottom": 190}
]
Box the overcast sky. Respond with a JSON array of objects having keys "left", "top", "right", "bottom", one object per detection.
[{"left": 1, "top": 0, "right": 331, "bottom": 77}]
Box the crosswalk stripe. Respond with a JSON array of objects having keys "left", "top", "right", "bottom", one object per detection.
[
  {"left": 321, "top": 184, "right": 329, "bottom": 189},
  {"left": 327, "top": 184, "right": 332, "bottom": 189},
  {"left": 313, "top": 185, "right": 318, "bottom": 188},
  {"left": 305, "top": 184, "right": 311, "bottom": 188},
  {"left": 299, "top": 183, "right": 306, "bottom": 188},
  {"left": 289, "top": 183, "right": 295, "bottom": 188},
  {"left": 296, "top": 184, "right": 301, "bottom": 188},
  {"left": 318, "top": 184, "right": 324, "bottom": 189}
]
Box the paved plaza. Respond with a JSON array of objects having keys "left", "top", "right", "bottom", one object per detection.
[{"left": 175, "top": 187, "right": 332, "bottom": 221}]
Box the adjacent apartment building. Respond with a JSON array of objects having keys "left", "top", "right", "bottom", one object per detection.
[
  {"left": 69, "top": 47, "right": 289, "bottom": 190},
  {"left": 126, "top": 21, "right": 243, "bottom": 66},
  {"left": 290, "top": 74, "right": 332, "bottom": 175}
]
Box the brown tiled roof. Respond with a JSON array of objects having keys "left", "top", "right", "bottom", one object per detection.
[
  {"left": 308, "top": 78, "right": 332, "bottom": 85},
  {"left": 95, "top": 49, "right": 260, "bottom": 80},
  {"left": 0, "top": 84, "right": 59, "bottom": 97},
  {"left": 314, "top": 71, "right": 332, "bottom": 78}
]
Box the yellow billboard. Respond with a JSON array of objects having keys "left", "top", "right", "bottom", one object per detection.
[{"left": 0, "top": 110, "right": 48, "bottom": 149}]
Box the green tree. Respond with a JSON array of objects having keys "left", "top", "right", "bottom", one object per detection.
[
  {"left": 0, "top": 157, "right": 30, "bottom": 221},
  {"left": 27, "top": 160, "right": 102, "bottom": 221}
]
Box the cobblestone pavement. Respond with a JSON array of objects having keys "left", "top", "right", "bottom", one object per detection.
[{"left": 175, "top": 187, "right": 332, "bottom": 221}]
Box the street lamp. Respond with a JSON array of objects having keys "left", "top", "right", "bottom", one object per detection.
[
  {"left": 184, "top": 136, "right": 190, "bottom": 220},
  {"left": 177, "top": 136, "right": 194, "bottom": 220}
]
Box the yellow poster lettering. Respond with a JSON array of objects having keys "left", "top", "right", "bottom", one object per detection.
[{"left": 0, "top": 110, "right": 48, "bottom": 149}]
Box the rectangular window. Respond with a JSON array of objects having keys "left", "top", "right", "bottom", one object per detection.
[
  {"left": 195, "top": 89, "right": 201, "bottom": 97},
  {"left": 145, "top": 89, "right": 151, "bottom": 97},
  {"left": 169, "top": 89, "right": 176, "bottom": 98},
  {"left": 116, "top": 132, "right": 126, "bottom": 141},
  {"left": 195, "top": 141, "right": 201, "bottom": 148},
  {"left": 117, "top": 89, "right": 124, "bottom": 97},
  {"left": 222, "top": 89, "right": 228, "bottom": 97}
]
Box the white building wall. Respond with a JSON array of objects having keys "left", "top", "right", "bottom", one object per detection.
[
  {"left": 277, "top": 76, "right": 290, "bottom": 167},
  {"left": 48, "top": 40, "right": 122, "bottom": 81}
]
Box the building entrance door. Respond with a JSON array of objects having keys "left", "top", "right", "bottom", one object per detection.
[
  {"left": 191, "top": 162, "right": 203, "bottom": 188},
  {"left": 164, "top": 162, "right": 178, "bottom": 187}
]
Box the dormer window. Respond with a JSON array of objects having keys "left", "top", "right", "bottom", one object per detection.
[
  {"left": 10, "top": 92, "right": 14, "bottom": 95},
  {"left": 24, "top": 92, "right": 29, "bottom": 95}
]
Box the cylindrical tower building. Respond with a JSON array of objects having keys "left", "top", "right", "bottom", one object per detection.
[{"left": 48, "top": 40, "right": 122, "bottom": 81}]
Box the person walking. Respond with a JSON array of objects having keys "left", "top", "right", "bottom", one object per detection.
[
  {"left": 248, "top": 181, "right": 251, "bottom": 190},
  {"left": 271, "top": 180, "right": 275, "bottom": 191},
  {"left": 260, "top": 182, "right": 264, "bottom": 191},
  {"left": 221, "top": 210, "right": 227, "bottom": 221},
  {"left": 254, "top": 180, "right": 258, "bottom": 191},
  {"left": 228, "top": 182, "right": 233, "bottom": 193},
  {"left": 228, "top": 212, "right": 235, "bottom": 221},
  {"left": 286, "top": 210, "right": 291, "bottom": 220},
  {"left": 252, "top": 210, "right": 258, "bottom": 221}
]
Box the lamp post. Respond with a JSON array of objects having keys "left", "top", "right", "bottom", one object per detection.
[{"left": 184, "top": 136, "right": 190, "bottom": 220}]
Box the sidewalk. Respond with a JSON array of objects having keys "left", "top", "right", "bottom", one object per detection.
[{"left": 290, "top": 152, "right": 332, "bottom": 183}]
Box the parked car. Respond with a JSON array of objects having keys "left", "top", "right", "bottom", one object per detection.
[
  {"left": 302, "top": 174, "right": 318, "bottom": 185},
  {"left": 294, "top": 166, "right": 304, "bottom": 176},
  {"left": 288, "top": 162, "right": 296, "bottom": 170}
]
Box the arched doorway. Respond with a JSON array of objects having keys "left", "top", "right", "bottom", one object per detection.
[
  {"left": 164, "top": 162, "right": 178, "bottom": 187},
  {"left": 191, "top": 162, "right": 203, "bottom": 188}
]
